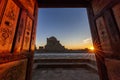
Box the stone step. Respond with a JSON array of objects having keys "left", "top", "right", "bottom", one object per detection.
[
  {"left": 33, "top": 63, "right": 98, "bottom": 74},
  {"left": 34, "top": 59, "right": 91, "bottom": 63},
  {"left": 34, "top": 53, "right": 96, "bottom": 61},
  {"left": 33, "top": 62, "right": 97, "bottom": 71}
]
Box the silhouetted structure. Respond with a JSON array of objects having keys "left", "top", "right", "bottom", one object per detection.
[{"left": 45, "top": 36, "right": 65, "bottom": 52}]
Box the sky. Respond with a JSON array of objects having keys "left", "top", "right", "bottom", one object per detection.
[{"left": 36, "top": 8, "right": 93, "bottom": 50}]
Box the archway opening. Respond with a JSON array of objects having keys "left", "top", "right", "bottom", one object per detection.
[{"left": 32, "top": 8, "right": 99, "bottom": 80}]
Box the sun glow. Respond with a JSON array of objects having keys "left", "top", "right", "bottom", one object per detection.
[{"left": 90, "top": 46, "right": 94, "bottom": 51}]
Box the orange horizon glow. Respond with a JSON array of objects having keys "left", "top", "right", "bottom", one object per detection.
[
  {"left": 65, "top": 46, "right": 94, "bottom": 50},
  {"left": 61, "top": 42, "right": 94, "bottom": 50},
  {"left": 36, "top": 43, "right": 94, "bottom": 50}
]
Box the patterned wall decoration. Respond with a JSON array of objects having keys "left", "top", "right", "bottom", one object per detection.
[
  {"left": 112, "top": 3, "right": 120, "bottom": 31},
  {"left": 92, "top": 0, "right": 112, "bottom": 15},
  {"left": 14, "top": 11, "right": 27, "bottom": 53},
  {"left": 19, "top": 0, "right": 35, "bottom": 15},
  {"left": 104, "top": 10, "right": 120, "bottom": 55},
  {"left": 30, "top": 6, "right": 38, "bottom": 51},
  {"left": 96, "top": 17, "right": 112, "bottom": 54},
  {"left": 22, "top": 16, "right": 33, "bottom": 51},
  {"left": 0, "top": 59, "right": 27, "bottom": 80},
  {"left": 0, "top": 0, "right": 20, "bottom": 53},
  {"left": 30, "top": 31, "right": 36, "bottom": 51},
  {"left": 105, "top": 59, "right": 120, "bottom": 80},
  {"left": 0, "top": 0, "right": 7, "bottom": 24},
  {"left": 30, "top": 21, "right": 37, "bottom": 51}
]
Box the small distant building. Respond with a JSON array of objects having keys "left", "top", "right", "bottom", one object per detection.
[
  {"left": 45, "top": 36, "right": 65, "bottom": 52},
  {"left": 38, "top": 46, "right": 45, "bottom": 52},
  {"left": 39, "top": 46, "right": 44, "bottom": 50}
]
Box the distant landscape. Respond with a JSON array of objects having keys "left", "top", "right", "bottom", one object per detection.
[{"left": 35, "top": 36, "right": 93, "bottom": 53}]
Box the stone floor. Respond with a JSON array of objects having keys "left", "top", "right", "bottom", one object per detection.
[{"left": 32, "top": 68, "right": 99, "bottom": 80}]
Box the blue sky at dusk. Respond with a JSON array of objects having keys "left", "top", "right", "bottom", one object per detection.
[{"left": 36, "top": 8, "right": 93, "bottom": 49}]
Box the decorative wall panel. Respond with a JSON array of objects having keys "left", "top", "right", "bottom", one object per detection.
[
  {"left": 104, "top": 10, "right": 120, "bottom": 55},
  {"left": 30, "top": 25, "right": 36, "bottom": 51},
  {"left": 19, "top": 0, "right": 35, "bottom": 15},
  {"left": 112, "top": 3, "right": 120, "bottom": 31},
  {"left": 0, "top": 0, "right": 7, "bottom": 23},
  {"left": 0, "top": 59, "right": 27, "bottom": 80},
  {"left": 30, "top": 19, "right": 37, "bottom": 51},
  {"left": 0, "top": 0, "right": 20, "bottom": 53},
  {"left": 96, "top": 17, "right": 112, "bottom": 54},
  {"left": 104, "top": 11, "right": 120, "bottom": 44},
  {"left": 92, "top": 0, "right": 112, "bottom": 15},
  {"left": 14, "top": 11, "right": 27, "bottom": 53},
  {"left": 30, "top": 6, "right": 38, "bottom": 51},
  {"left": 22, "top": 17, "right": 33, "bottom": 51},
  {"left": 105, "top": 59, "right": 120, "bottom": 80}
]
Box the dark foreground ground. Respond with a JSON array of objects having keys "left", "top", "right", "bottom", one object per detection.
[
  {"left": 32, "top": 53, "right": 99, "bottom": 80},
  {"left": 32, "top": 67, "right": 99, "bottom": 80}
]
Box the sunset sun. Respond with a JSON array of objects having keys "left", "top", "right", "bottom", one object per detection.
[{"left": 89, "top": 46, "right": 94, "bottom": 51}]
